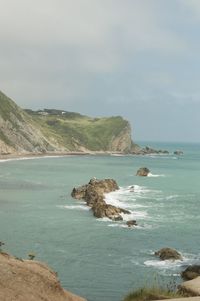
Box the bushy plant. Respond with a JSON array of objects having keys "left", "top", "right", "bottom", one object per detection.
[
  {"left": 0, "top": 241, "right": 5, "bottom": 253},
  {"left": 123, "top": 286, "right": 184, "bottom": 301},
  {"left": 28, "top": 252, "right": 36, "bottom": 260}
]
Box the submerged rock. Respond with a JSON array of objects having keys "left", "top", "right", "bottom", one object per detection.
[
  {"left": 132, "top": 146, "right": 169, "bottom": 155},
  {"left": 136, "top": 167, "right": 150, "bottom": 177},
  {"left": 126, "top": 220, "right": 137, "bottom": 227},
  {"left": 71, "top": 178, "right": 131, "bottom": 221},
  {"left": 174, "top": 150, "right": 184, "bottom": 155},
  {"left": 155, "top": 248, "right": 183, "bottom": 261},
  {"left": 181, "top": 265, "right": 200, "bottom": 280}
]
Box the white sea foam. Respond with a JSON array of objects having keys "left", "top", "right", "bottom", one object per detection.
[
  {"left": 97, "top": 217, "right": 111, "bottom": 222},
  {"left": 148, "top": 173, "right": 165, "bottom": 178},
  {"left": 58, "top": 205, "right": 90, "bottom": 211},
  {"left": 144, "top": 259, "right": 183, "bottom": 269},
  {"left": 121, "top": 211, "right": 148, "bottom": 221},
  {"left": 144, "top": 253, "right": 198, "bottom": 270},
  {"left": 0, "top": 155, "right": 65, "bottom": 163},
  {"left": 165, "top": 195, "right": 179, "bottom": 201},
  {"left": 0, "top": 155, "right": 74, "bottom": 164}
]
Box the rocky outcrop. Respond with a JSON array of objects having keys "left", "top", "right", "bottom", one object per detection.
[
  {"left": 126, "top": 220, "right": 137, "bottom": 227},
  {"left": 132, "top": 146, "right": 169, "bottom": 155},
  {"left": 155, "top": 248, "right": 183, "bottom": 261},
  {"left": 174, "top": 150, "right": 184, "bottom": 155},
  {"left": 182, "top": 266, "right": 200, "bottom": 280},
  {"left": 71, "top": 178, "right": 131, "bottom": 220},
  {"left": 0, "top": 252, "right": 87, "bottom": 301},
  {"left": 179, "top": 276, "right": 200, "bottom": 296},
  {"left": 136, "top": 167, "right": 150, "bottom": 177}
]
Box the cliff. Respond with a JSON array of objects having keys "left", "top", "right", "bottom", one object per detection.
[
  {"left": 0, "top": 90, "right": 135, "bottom": 155},
  {"left": 0, "top": 91, "right": 59, "bottom": 155},
  {"left": 0, "top": 252, "right": 86, "bottom": 301}
]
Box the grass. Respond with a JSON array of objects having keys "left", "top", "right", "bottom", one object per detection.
[
  {"left": 123, "top": 286, "right": 185, "bottom": 301},
  {"left": 0, "top": 90, "right": 133, "bottom": 152},
  {"left": 27, "top": 112, "right": 131, "bottom": 151}
]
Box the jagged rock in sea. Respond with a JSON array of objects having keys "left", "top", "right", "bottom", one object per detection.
[
  {"left": 126, "top": 220, "right": 137, "bottom": 227},
  {"left": 136, "top": 167, "right": 150, "bottom": 176},
  {"left": 71, "top": 185, "right": 88, "bottom": 200},
  {"left": 174, "top": 150, "right": 184, "bottom": 155},
  {"left": 92, "top": 202, "right": 129, "bottom": 220},
  {"left": 71, "top": 178, "right": 131, "bottom": 220},
  {"left": 131, "top": 145, "right": 169, "bottom": 155},
  {"left": 181, "top": 265, "right": 200, "bottom": 280},
  {"left": 0, "top": 252, "right": 87, "bottom": 301},
  {"left": 155, "top": 248, "right": 183, "bottom": 261}
]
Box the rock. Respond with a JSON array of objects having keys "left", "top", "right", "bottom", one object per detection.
[
  {"left": 126, "top": 220, "right": 137, "bottom": 227},
  {"left": 71, "top": 178, "right": 131, "bottom": 220},
  {"left": 71, "top": 185, "right": 87, "bottom": 199},
  {"left": 92, "top": 201, "right": 130, "bottom": 220},
  {"left": 155, "top": 248, "right": 183, "bottom": 261},
  {"left": 0, "top": 252, "right": 87, "bottom": 301},
  {"left": 133, "top": 146, "right": 169, "bottom": 155},
  {"left": 136, "top": 167, "right": 150, "bottom": 176},
  {"left": 174, "top": 150, "right": 183, "bottom": 155},
  {"left": 178, "top": 276, "right": 200, "bottom": 296},
  {"left": 181, "top": 265, "right": 200, "bottom": 280}
]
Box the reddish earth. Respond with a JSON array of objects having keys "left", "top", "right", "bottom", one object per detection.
[{"left": 0, "top": 252, "right": 87, "bottom": 301}]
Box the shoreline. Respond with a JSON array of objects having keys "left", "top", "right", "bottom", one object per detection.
[
  {"left": 0, "top": 148, "right": 174, "bottom": 162},
  {"left": 0, "top": 151, "right": 129, "bottom": 162}
]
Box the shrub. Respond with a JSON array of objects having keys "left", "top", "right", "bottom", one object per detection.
[{"left": 123, "top": 286, "right": 185, "bottom": 301}]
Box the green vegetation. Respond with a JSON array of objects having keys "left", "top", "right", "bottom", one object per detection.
[
  {"left": 0, "top": 90, "right": 133, "bottom": 153},
  {"left": 28, "top": 252, "right": 36, "bottom": 260},
  {"left": 0, "top": 241, "right": 5, "bottom": 253},
  {"left": 123, "top": 286, "right": 185, "bottom": 301},
  {"left": 27, "top": 110, "right": 130, "bottom": 151},
  {"left": 0, "top": 91, "right": 25, "bottom": 123}
]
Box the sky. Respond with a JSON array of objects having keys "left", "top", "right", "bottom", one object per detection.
[{"left": 0, "top": 0, "right": 200, "bottom": 143}]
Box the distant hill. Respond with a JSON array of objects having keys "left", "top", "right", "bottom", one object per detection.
[{"left": 0, "top": 90, "right": 136, "bottom": 155}]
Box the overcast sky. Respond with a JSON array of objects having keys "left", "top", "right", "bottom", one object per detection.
[{"left": 1, "top": 0, "right": 200, "bottom": 142}]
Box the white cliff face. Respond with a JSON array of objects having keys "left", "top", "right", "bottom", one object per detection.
[{"left": 109, "top": 124, "right": 133, "bottom": 152}]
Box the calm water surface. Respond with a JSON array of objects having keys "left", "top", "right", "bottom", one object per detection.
[{"left": 0, "top": 142, "right": 200, "bottom": 301}]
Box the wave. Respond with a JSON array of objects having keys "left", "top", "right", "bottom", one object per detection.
[
  {"left": 148, "top": 173, "right": 165, "bottom": 178},
  {"left": 144, "top": 253, "right": 199, "bottom": 271},
  {"left": 0, "top": 154, "right": 77, "bottom": 164},
  {"left": 58, "top": 205, "right": 90, "bottom": 211},
  {"left": 146, "top": 155, "right": 178, "bottom": 160}
]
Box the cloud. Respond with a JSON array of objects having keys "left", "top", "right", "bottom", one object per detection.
[{"left": 0, "top": 0, "right": 200, "bottom": 141}]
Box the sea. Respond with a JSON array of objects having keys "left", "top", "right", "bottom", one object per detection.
[{"left": 0, "top": 142, "right": 200, "bottom": 301}]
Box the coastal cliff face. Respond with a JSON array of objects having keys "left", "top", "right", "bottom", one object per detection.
[
  {"left": 109, "top": 123, "right": 133, "bottom": 152},
  {"left": 0, "top": 252, "right": 87, "bottom": 301},
  {"left": 0, "top": 90, "right": 135, "bottom": 155},
  {"left": 0, "top": 91, "right": 59, "bottom": 154}
]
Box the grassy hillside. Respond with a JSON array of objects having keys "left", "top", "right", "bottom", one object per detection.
[
  {"left": 0, "top": 90, "right": 133, "bottom": 154},
  {"left": 0, "top": 91, "right": 54, "bottom": 153},
  {"left": 0, "top": 91, "right": 25, "bottom": 123},
  {"left": 26, "top": 109, "right": 130, "bottom": 151}
]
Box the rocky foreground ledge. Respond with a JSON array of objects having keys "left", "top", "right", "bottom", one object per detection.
[
  {"left": 71, "top": 178, "right": 131, "bottom": 221},
  {"left": 0, "top": 252, "right": 87, "bottom": 301}
]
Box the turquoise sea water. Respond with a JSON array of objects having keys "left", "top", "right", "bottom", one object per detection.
[{"left": 0, "top": 142, "right": 200, "bottom": 301}]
